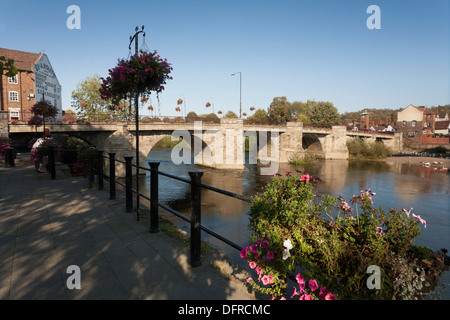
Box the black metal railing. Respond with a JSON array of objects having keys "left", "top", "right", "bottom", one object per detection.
[{"left": 46, "top": 147, "right": 250, "bottom": 268}]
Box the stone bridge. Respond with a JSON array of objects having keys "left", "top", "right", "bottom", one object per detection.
[{"left": 4, "top": 116, "right": 402, "bottom": 176}]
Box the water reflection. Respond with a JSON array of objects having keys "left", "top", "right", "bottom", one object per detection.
[{"left": 142, "top": 150, "right": 449, "bottom": 299}]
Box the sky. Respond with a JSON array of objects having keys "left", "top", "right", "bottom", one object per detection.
[{"left": 1, "top": 0, "right": 449, "bottom": 117}]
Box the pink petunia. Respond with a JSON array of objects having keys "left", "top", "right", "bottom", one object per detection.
[
  {"left": 266, "top": 251, "right": 274, "bottom": 260},
  {"left": 300, "top": 174, "right": 312, "bottom": 183},
  {"left": 309, "top": 280, "right": 319, "bottom": 292},
  {"left": 248, "top": 261, "right": 256, "bottom": 269},
  {"left": 261, "top": 275, "right": 274, "bottom": 286},
  {"left": 299, "top": 294, "right": 313, "bottom": 300},
  {"left": 319, "top": 287, "right": 328, "bottom": 299},
  {"left": 240, "top": 246, "right": 248, "bottom": 258},
  {"left": 290, "top": 287, "right": 297, "bottom": 298},
  {"left": 295, "top": 273, "right": 305, "bottom": 289},
  {"left": 249, "top": 243, "right": 258, "bottom": 254},
  {"left": 325, "top": 293, "right": 337, "bottom": 300}
]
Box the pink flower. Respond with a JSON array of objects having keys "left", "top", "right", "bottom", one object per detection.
[
  {"left": 412, "top": 213, "right": 428, "bottom": 228},
  {"left": 290, "top": 287, "right": 297, "bottom": 298},
  {"left": 260, "top": 240, "right": 269, "bottom": 248},
  {"left": 246, "top": 277, "right": 253, "bottom": 283},
  {"left": 325, "top": 293, "right": 337, "bottom": 300},
  {"left": 376, "top": 227, "right": 383, "bottom": 236},
  {"left": 300, "top": 174, "right": 312, "bottom": 183},
  {"left": 309, "top": 280, "right": 319, "bottom": 292},
  {"left": 261, "top": 275, "right": 274, "bottom": 286},
  {"left": 248, "top": 261, "right": 256, "bottom": 269},
  {"left": 249, "top": 243, "right": 258, "bottom": 254},
  {"left": 300, "top": 294, "right": 313, "bottom": 300},
  {"left": 295, "top": 273, "right": 305, "bottom": 289},
  {"left": 240, "top": 246, "right": 248, "bottom": 258},
  {"left": 266, "top": 251, "right": 274, "bottom": 260},
  {"left": 319, "top": 287, "right": 328, "bottom": 299}
]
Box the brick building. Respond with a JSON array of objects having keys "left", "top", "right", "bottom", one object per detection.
[
  {"left": 0, "top": 48, "right": 62, "bottom": 122},
  {"left": 396, "top": 104, "right": 449, "bottom": 144}
]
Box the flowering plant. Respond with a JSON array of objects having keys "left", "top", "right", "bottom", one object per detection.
[
  {"left": 148, "top": 105, "right": 154, "bottom": 111},
  {"left": 205, "top": 102, "right": 211, "bottom": 107},
  {"left": 241, "top": 239, "right": 337, "bottom": 300},
  {"left": 28, "top": 115, "right": 43, "bottom": 127},
  {"left": 248, "top": 171, "right": 428, "bottom": 299},
  {"left": 0, "top": 137, "right": 11, "bottom": 157},
  {"left": 31, "top": 100, "right": 58, "bottom": 119},
  {"left": 99, "top": 49, "right": 173, "bottom": 105},
  {"left": 175, "top": 106, "right": 181, "bottom": 112},
  {"left": 73, "top": 145, "right": 98, "bottom": 176},
  {"left": 177, "top": 98, "right": 183, "bottom": 105}
]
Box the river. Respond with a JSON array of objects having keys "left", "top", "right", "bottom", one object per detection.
[{"left": 139, "top": 149, "right": 449, "bottom": 299}]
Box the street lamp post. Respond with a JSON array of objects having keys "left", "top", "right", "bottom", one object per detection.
[
  {"left": 129, "top": 25, "right": 145, "bottom": 222},
  {"left": 231, "top": 72, "right": 242, "bottom": 118}
]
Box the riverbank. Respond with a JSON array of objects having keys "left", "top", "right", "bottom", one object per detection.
[{"left": 375, "top": 155, "right": 450, "bottom": 167}]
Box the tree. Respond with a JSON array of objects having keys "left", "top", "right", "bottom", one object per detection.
[
  {"left": 308, "top": 101, "right": 341, "bottom": 126},
  {"left": 268, "top": 97, "right": 291, "bottom": 122},
  {"left": 71, "top": 74, "right": 130, "bottom": 120},
  {"left": 247, "top": 109, "right": 269, "bottom": 122},
  {"left": 0, "top": 56, "right": 18, "bottom": 77},
  {"left": 224, "top": 111, "right": 239, "bottom": 119}
]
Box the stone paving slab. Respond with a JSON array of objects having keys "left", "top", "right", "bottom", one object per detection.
[{"left": 0, "top": 162, "right": 255, "bottom": 300}]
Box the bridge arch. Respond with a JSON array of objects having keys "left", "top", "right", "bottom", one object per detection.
[{"left": 302, "top": 133, "right": 324, "bottom": 156}]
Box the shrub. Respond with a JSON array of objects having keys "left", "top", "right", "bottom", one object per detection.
[{"left": 247, "top": 172, "right": 427, "bottom": 299}]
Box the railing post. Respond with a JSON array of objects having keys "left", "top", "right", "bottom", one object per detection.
[
  {"left": 48, "top": 145, "right": 56, "bottom": 180},
  {"left": 97, "top": 149, "right": 104, "bottom": 190},
  {"left": 149, "top": 161, "right": 160, "bottom": 233},
  {"left": 108, "top": 152, "right": 116, "bottom": 200},
  {"left": 189, "top": 170, "right": 204, "bottom": 267},
  {"left": 5, "top": 147, "right": 14, "bottom": 168},
  {"left": 125, "top": 156, "right": 133, "bottom": 212}
]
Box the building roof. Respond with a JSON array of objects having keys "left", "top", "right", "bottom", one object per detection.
[
  {"left": 435, "top": 121, "right": 450, "bottom": 130},
  {"left": 0, "top": 48, "right": 42, "bottom": 72}
]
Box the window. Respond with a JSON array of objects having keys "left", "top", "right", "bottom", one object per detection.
[
  {"left": 8, "top": 75, "right": 18, "bottom": 84},
  {"left": 402, "top": 121, "right": 407, "bottom": 127},
  {"left": 412, "top": 120, "right": 416, "bottom": 127},
  {"left": 9, "top": 109, "right": 19, "bottom": 120},
  {"left": 9, "top": 91, "right": 19, "bottom": 102}
]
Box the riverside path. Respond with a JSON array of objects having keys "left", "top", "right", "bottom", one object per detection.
[{"left": 0, "top": 158, "right": 255, "bottom": 300}]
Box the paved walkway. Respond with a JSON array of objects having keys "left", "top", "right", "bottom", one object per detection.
[{"left": 0, "top": 160, "right": 255, "bottom": 300}]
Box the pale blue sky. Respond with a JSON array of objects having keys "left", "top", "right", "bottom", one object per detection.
[{"left": 1, "top": 0, "right": 449, "bottom": 116}]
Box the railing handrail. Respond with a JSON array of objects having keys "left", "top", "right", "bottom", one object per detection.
[{"left": 84, "top": 151, "right": 247, "bottom": 266}]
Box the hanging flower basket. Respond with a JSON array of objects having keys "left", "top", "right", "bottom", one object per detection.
[
  {"left": 140, "top": 96, "right": 148, "bottom": 103},
  {"left": 99, "top": 49, "right": 173, "bottom": 104},
  {"left": 28, "top": 115, "right": 43, "bottom": 127},
  {"left": 31, "top": 100, "right": 58, "bottom": 119},
  {"left": 177, "top": 98, "right": 183, "bottom": 105},
  {"left": 217, "top": 110, "right": 222, "bottom": 114},
  {"left": 205, "top": 102, "right": 211, "bottom": 107},
  {"left": 175, "top": 107, "right": 181, "bottom": 112},
  {"left": 148, "top": 105, "right": 154, "bottom": 111},
  {"left": 242, "top": 112, "right": 247, "bottom": 116},
  {"left": 250, "top": 106, "right": 255, "bottom": 111}
]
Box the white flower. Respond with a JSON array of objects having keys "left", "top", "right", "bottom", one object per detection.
[
  {"left": 283, "top": 239, "right": 293, "bottom": 250},
  {"left": 282, "top": 248, "right": 291, "bottom": 260}
]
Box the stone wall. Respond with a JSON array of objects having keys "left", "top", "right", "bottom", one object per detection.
[{"left": 0, "top": 111, "right": 8, "bottom": 138}]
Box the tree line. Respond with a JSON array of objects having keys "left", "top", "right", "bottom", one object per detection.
[{"left": 69, "top": 74, "right": 449, "bottom": 126}]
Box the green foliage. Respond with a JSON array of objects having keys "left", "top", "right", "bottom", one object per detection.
[
  {"left": 308, "top": 101, "right": 342, "bottom": 126},
  {"left": 347, "top": 138, "right": 393, "bottom": 159},
  {"left": 0, "top": 56, "right": 18, "bottom": 77},
  {"left": 224, "top": 111, "right": 239, "bottom": 118},
  {"left": 247, "top": 109, "right": 269, "bottom": 122},
  {"left": 71, "top": 74, "right": 130, "bottom": 119},
  {"left": 248, "top": 173, "right": 425, "bottom": 299}
]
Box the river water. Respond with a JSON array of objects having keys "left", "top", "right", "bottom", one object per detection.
[{"left": 140, "top": 149, "right": 449, "bottom": 299}]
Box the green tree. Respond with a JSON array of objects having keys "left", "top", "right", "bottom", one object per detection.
[
  {"left": 247, "top": 108, "right": 269, "bottom": 122},
  {"left": 224, "top": 110, "right": 239, "bottom": 118},
  {"left": 268, "top": 97, "right": 292, "bottom": 122},
  {"left": 0, "top": 56, "right": 18, "bottom": 77},
  {"left": 71, "top": 74, "right": 130, "bottom": 120},
  {"left": 309, "top": 101, "right": 341, "bottom": 126}
]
